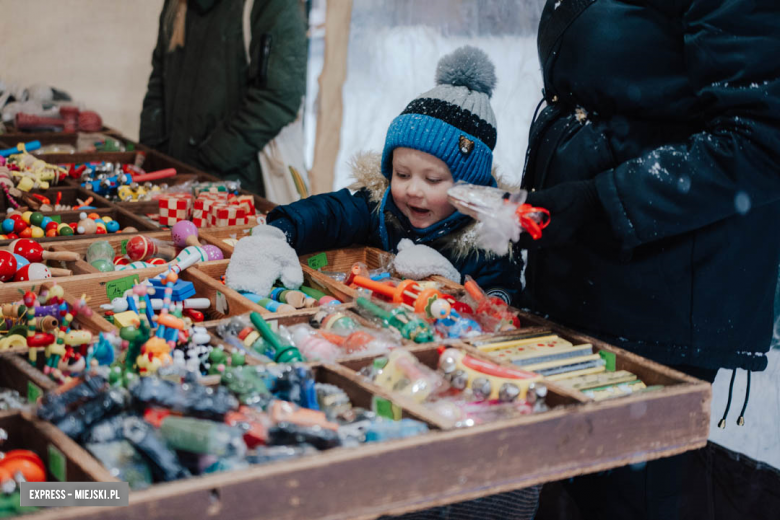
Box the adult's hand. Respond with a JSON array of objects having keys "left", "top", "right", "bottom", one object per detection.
[{"left": 518, "top": 179, "right": 601, "bottom": 249}]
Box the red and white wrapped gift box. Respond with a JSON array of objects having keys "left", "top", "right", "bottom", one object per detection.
[
  {"left": 192, "top": 192, "right": 229, "bottom": 227},
  {"left": 158, "top": 194, "right": 193, "bottom": 226},
  {"left": 208, "top": 203, "right": 248, "bottom": 227},
  {"left": 230, "top": 195, "right": 256, "bottom": 216}
]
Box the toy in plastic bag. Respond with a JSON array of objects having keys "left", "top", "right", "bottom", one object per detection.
[{"left": 447, "top": 182, "right": 550, "bottom": 255}]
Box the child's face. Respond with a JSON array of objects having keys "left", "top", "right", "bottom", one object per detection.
[{"left": 390, "top": 147, "right": 455, "bottom": 229}]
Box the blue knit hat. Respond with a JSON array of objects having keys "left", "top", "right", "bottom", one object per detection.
[{"left": 381, "top": 46, "right": 498, "bottom": 187}]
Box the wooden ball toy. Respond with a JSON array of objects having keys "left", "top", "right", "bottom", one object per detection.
[
  {"left": 171, "top": 220, "right": 201, "bottom": 248},
  {"left": 31, "top": 227, "right": 44, "bottom": 238},
  {"left": 76, "top": 214, "right": 97, "bottom": 235},
  {"left": 126, "top": 235, "right": 175, "bottom": 262},
  {"left": 113, "top": 255, "right": 130, "bottom": 266},
  {"left": 13, "top": 218, "right": 27, "bottom": 234},
  {"left": 14, "top": 263, "right": 51, "bottom": 282},
  {"left": 21, "top": 211, "right": 32, "bottom": 224},
  {"left": 123, "top": 227, "right": 139, "bottom": 234},
  {"left": 148, "top": 257, "right": 167, "bottom": 265},
  {"left": 18, "top": 227, "right": 32, "bottom": 238},
  {"left": 202, "top": 244, "right": 224, "bottom": 261},
  {"left": 29, "top": 212, "right": 44, "bottom": 227},
  {"left": 0, "top": 250, "right": 17, "bottom": 281},
  {"left": 57, "top": 223, "right": 74, "bottom": 236},
  {"left": 105, "top": 220, "right": 120, "bottom": 233},
  {"left": 9, "top": 239, "right": 80, "bottom": 263},
  {"left": 1, "top": 219, "right": 14, "bottom": 234}
]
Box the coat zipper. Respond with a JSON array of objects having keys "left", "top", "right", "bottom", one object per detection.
[{"left": 256, "top": 33, "right": 272, "bottom": 88}]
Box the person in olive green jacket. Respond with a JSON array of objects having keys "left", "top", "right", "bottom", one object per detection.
[{"left": 139, "top": 0, "right": 307, "bottom": 196}]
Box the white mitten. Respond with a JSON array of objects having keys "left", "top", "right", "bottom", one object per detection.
[
  {"left": 225, "top": 224, "right": 303, "bottom": 296},
  {"left": 393, "top": 239, "right": 462, "bottom": 283}
]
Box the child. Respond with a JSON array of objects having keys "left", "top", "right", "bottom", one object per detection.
[{"left": 227, "top": 46, "right": 523, "bottom": 304}]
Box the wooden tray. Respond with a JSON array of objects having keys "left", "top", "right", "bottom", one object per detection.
[
  {"left": 298, "top": 246, "right": 463, "bottom": 303},
  {"left": 0, "top": 411, "right": 115, "bottom": 483},
  {"left": 0, "top": 353, "right": 57, "bottom": 403},
  {"left": 1, "top": 186, "right": 113, "bottom": 215},
  {"left": 0, "top": 207, "right": 156, "bottom": 247}
]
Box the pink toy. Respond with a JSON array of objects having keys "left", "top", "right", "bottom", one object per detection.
[
  {"left": 201, "top": 245, "right": 224, "bottom": 261},
  {"left": 171, "top": 220, "right": 201, "bottom": 248}
]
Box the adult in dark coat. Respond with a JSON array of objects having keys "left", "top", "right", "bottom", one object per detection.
[
  {"left": 139, "top": 0, "right": 307, "bottom": 196},
  {"left": 518, "top": 0, "right": 780, "bottom": 518}
]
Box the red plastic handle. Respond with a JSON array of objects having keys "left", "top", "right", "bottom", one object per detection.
[
  {"left": 133, "top": 168, "right": 177, "bottom": 182},
  {"left": 516, "top": 204, "right": 551, "bottom": 240}
]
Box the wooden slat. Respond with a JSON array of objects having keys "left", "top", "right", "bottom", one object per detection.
[
  {"left": 0, "top": 412, "right": 116, "bottom": 483},
  {"left": 309, "top": 0, "right": 353, "bottom": 195},
  {"left": 0, "top": 352, "right": 57, "bottom": 397},
  {"left": 23, "top": 379, "right": 709, "bottom": 520}
]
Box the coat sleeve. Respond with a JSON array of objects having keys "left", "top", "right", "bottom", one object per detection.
[
  {"left": 594, "top": 0, "right": 780, "bottom": 249},
  {"left": 461, "top": 252, "right": 525, "bottom": 306},
  {"left": 139, "top": 4, "right": 168, "bottom": 149},
  {"left": 267, "top": 188, "right": 375, "bottom": 255},
  {"left": 197, "top": 0, "right": 307, "bottom": 172}
]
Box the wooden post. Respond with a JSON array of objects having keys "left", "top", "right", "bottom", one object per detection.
[{"left": 309, "top": 0, "right": 353, "bottom": 194}]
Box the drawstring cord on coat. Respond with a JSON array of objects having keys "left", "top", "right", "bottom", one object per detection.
[{"left": 718, "top": 369, "right": 751, "bottom": 428}]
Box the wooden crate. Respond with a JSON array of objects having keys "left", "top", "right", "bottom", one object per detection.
[
  {"left": 23, "top": 360, "right": 709, "bottom": 520},
  {"left": 298, "top": 246, "right": 463, "bottom": 303},
  {"left": 1, "top": 186, "right": 113, "bottom": 215},
  {"left": 0, "top": 411, "right": 116, "bottom": 483},
  {"left": 0, "top": 129, "right": 128, "bottom": 151},
  {"left": 198, "top": 225, "right": 254, "bottom": 257},
  {"left": 0, "top": 353, "right": 57, "bottom": 403},
  {"left": 188, "top": 259, "right": 365, "bottom": 320},
  {"left": 43, "top": 224, "right": 251, "bottom": 275},
  {"left": 3, "top": 265, "right": 710, "bottom": 520},
  {"left": 0, "top": 207, "right": 156, "bottom": 248}
]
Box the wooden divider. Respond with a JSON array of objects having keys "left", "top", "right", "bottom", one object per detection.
[
  {"left": 0, "top": 412, "right": 116, "bottom": 483},
  {"left": 0, "top": 352, "right": 57, "bottom": 400}
]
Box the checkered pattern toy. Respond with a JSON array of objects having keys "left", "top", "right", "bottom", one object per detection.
[
  {"left": 158, "top": 194, "right": 193, "bottom": 226},
  {"left": 208, "top": 203, "right": 248, "bottom": 227}
]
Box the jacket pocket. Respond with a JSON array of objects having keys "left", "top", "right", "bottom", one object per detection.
[{"left": 543, "top": 117, "right": 616, "bottom": 187}]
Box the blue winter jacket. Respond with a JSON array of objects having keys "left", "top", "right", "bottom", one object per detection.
[{"left": 267, "top": 154, "right": 523, "bottom": 303}]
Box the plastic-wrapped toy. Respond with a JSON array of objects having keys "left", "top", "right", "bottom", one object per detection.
[
  {"left": 372, "top": 349, "right": 450, "bottom": 403},
  {"left": 447, "top": 182, "right": 550, "bottom": 255},
  {"left": 438, "top": 347, "right": 543, "bottom": 401},
  {"left": 355, "top": 297, "right": 434, "bottom": 343},
  {"left": 463, "top": 276, "right": 521, "bottom": 331}
]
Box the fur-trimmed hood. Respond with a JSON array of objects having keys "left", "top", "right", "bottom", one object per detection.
[{"left": 346, "top": 151, "right": 513, "bottom": 261}]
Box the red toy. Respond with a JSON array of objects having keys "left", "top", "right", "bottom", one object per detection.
[
  {"left": 8, "top": 239, "right": 79, "bottom": 263},
  {"left": 0, "top": 250, "right": 17, "bottom": 281},
  {"left": 126, "top": 235, "right": 175, "bottom": 262}
]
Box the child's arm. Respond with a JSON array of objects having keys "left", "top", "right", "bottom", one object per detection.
[{"left": 266, "top": 188, "right": 374, "bottom": 254}]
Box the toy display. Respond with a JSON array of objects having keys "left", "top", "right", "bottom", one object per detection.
[{"left": 361, "top": 348, "right": 548, "bottom": 427}]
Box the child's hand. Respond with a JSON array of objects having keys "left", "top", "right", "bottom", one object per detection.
[
  {"left": 394, "top": 239, "right": 461, "bottom": 283},
  {"left": 225, "top": 225, "right": 303, "bottom": 296}
]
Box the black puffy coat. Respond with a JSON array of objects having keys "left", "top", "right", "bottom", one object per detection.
[
  {"left": 139, "top": 0, "right": 307, "bottom": 195},
  {"left": 520, "top": 0, "right": 780, "bottom": 371}
]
